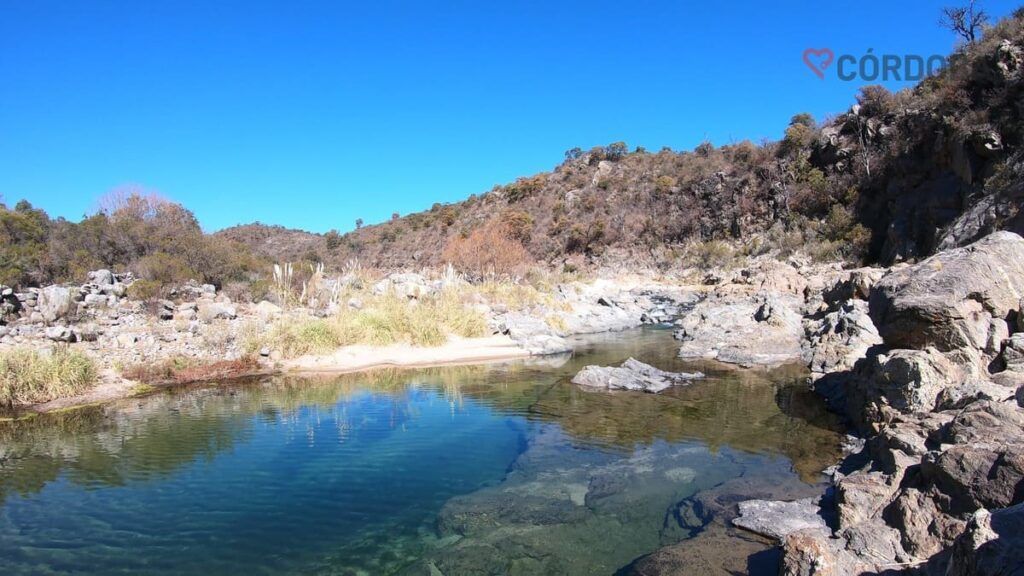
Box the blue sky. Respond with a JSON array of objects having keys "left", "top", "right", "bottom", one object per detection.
[{"left": 1, "top": 0, "right": 1020, "bottom": 233}]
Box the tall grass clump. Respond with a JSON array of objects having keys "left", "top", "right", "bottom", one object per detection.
[
  {"left": 0, "top": 346, "right": 98, "bottom": 407},
  {"left": 249, "top": 292, "right": 489, "bottom": 358}
]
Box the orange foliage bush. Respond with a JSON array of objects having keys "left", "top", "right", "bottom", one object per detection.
[{"left": 441, "top": 220, "right": 532, "bottom": 279}]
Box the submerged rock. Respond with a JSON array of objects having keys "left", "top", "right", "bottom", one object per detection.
[{"left": 572, "top": 357, "right": 704, "bottom": 393}]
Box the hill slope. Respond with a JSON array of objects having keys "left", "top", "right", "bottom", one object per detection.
[{"left": 220, "top": 11, "right": 1023, "bottom": 274}]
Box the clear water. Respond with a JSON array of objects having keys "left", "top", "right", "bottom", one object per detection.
[{"left": 0, "top": 328, "right": 844, "bottom": 575}]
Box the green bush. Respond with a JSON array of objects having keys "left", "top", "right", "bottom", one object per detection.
[
  {"left": 504, "top": 175, "right": 546, "bottom": 202},
  {"left": 780, "top": 123, "right": 815, "bottom": 156}
]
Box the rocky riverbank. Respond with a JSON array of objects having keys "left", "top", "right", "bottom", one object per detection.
[
  {"left": 0, "top": 269, "right": 698, "bottom": 413},
  {"left": 619, "top": 231, "right": 1024, "bottom": 575}
]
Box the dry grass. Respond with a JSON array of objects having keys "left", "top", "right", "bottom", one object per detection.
[
  {"left": 471, "top": 280, "right": 557, "bottom": 311},
  {"left": 121, "top": 356, "right": 260, "bottom": 385},
  {"left": 247, "top": 292, "right": 489, "bottom": 358},
  {"left": 0, "top": 346, "right": 98, "bottom": 407}
]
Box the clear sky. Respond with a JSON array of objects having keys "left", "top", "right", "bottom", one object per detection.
[{"left": 1, "top": 1, "right": 1020, "bottom": 233}]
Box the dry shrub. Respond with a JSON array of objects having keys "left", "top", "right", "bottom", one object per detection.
[{"left": 441, "top": 220, "right": 532, "bottom": 279}]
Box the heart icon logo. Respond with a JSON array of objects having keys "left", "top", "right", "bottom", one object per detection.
[{"left": 803, "top": 48, "right": 834, "bottom": 80}]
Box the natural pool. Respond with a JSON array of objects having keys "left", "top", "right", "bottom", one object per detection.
[{"left": 0, "top": 328, "right": 844, "bottom": 575}]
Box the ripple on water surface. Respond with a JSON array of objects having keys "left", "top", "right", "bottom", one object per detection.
[{"left": 0, "top": 328, "right": 844, "bottom": 575}]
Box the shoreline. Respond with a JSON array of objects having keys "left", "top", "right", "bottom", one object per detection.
[{"left": 14, "top": 334, "right": 534, "bottom": 416}]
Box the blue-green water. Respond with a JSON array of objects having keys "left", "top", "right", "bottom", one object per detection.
[{"left": 0, "top": 328, "right": 844, "bottom": 575}]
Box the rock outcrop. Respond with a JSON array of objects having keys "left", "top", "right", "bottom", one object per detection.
[
  {"left": 781, "top": 232, "right": 1024, "bottom": 575},
  {"left": 870, "top": 230, "right": 1024, "bottom": 364},
  {"left": 675, "top": 292, "right": 804, "bottom": 366}
]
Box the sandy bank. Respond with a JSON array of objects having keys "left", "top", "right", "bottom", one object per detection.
[
  {"left": 281, "top": 334, "right": 530, "bottom": 374},
  {"left": 18, "top": 335, "right": 531, "bottom": 415}
]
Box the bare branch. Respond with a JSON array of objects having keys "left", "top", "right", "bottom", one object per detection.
[{"left": 940, "top": 0, "right": 989, "bottom": 44}]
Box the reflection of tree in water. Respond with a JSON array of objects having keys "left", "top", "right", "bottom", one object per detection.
[{"left": 0, "top": 336, "right": 844, "bottom": 503}]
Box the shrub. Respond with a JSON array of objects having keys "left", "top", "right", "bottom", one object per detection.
[
  {"left": 127, "top": 279, "right": 163, "bottom": 301},
  {"left": 605, "top": 141, "right": 629, "bottom": 160},
  {"left": 683, "top": 240, "right": 736, "bottom": 269},
  {"left": 442, "top": 219, "right": 532, "bottom": 279},
  {"left": 440, "top": 205, "right": 459, "bottom": 227},
  {"left": 132, "top": 252, "right": 196, "bottom": 287},
  {"left": 0, "top": 346, "right": 98, "bottom": 407},
  {"left": 121, "top": 357, "right": 259, "bottom": 385},
  {"left": 856, "top": 85, "right": 895, "bottom": 118},
  {"left": 729, "top": 140, "right": 760, "bottom": 165},
  {"left": 325, "top": 230, "right": 342, "bottom": 250},
  {"left": 790, "top": 112, "right": 816, "bottom": 128},
  {"left": 655, "top": 175, "right": 677, "bottom": 194},
  {"left": 694, "top": 141, "right": 715, "bottom": 157},
  {"left": 820, "top": 204, "right": 871, "bottom": 261},
  {"left": 565, "top": 220, "right": 606, "bottom": 255},
  {"left": 500, "top": 210, "right": 534, "bottom": 244},
  {"left": 780, "top": 123, "right": 815, "bottom": 156},
  {"left": 504, "top": 175, "right": 547, "bottom": 203},
  {"left": 0, "top": 201, "right": 50, "bottom": 286}
]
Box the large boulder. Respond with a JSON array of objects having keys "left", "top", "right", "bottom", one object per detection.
[
  {"left": 372, "top": 272, "right": 437, "bottom": 300},
  {"left": 571, "top": 358, "right": 703, "bottom": 393},
  {"left": 87, "top": 269, "right": 114, "bottom": 286},
  {"left": 37, "top": 286, "right": 74, "bottom": 323},
  {"left": 197, "top": 302, "right": 237, "bottom": 322},
  {"left": 803, "top": 299, "right": 882, "bottom": 374},
  {"left": 862, "top": 348, "right": 963, "bottom": 416},
  {"left": 676, "top": 293, "right": 803, "bottom": 366},
  {"left": 822, "top": 268, "right": 885, "bottom": 305},
  {"left": 922, "top": 400, "right": 1024, "bottom": 513},
  {"left": 44, "top": 325, "right": 74, "bottom": 342},
  {"left": 1002, "top": 332, "right": 1024, "bottom": 372},
  {"left": 870, "top": 231, "right": 1024, "bottom": 358}
]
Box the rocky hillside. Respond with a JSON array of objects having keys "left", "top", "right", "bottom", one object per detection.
[
  {"left": 217, "top": 10, "right": 1023, "bottom": 274},
  {"left": 215, "top": 223, "right": 325, "bottom": 263}
]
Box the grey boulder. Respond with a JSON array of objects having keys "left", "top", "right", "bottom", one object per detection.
[{"left": 572, "top": 358, "right": 703, "bottom": 393}]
